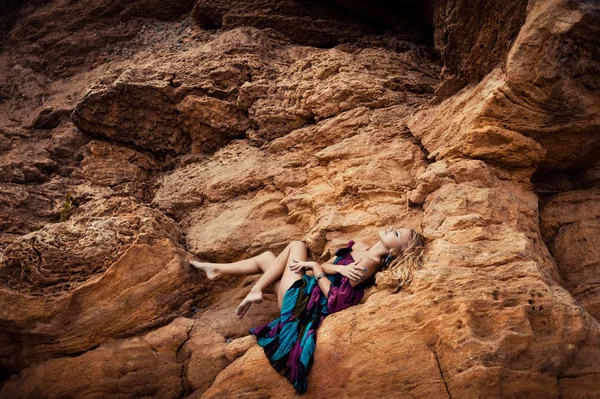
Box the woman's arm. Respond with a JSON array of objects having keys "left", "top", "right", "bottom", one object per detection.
[
  {"left": 290, "top": 261, "right": 333, "bottom": 298},
  {"left": 322, "top": 240, "right": 370, "bottom": 275},
  {"left": 320, "top": 257, "right": 340, "bottom": 275},
  {"left": 290, "top": 260, "right": 368, "bottom": 299},
  {"left": 311, "top": 263, "right": 332, "bottom": 298},
  {"left": 318, "top": 257, "right": 368, "bottom": 283}
]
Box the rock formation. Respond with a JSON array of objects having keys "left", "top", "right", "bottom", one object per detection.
[{"left": 0, "top": 0, "right": 598, "bottom": 398}]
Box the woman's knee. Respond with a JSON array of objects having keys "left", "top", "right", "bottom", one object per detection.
[
  {"left": 262, "top": 250, "right": 276, "bottom": 260},
  {"left": 288, "top": 241, "right": 307, "bottom": 260},
  {"left": 256, "top": 251, "right": 276, "bottom": 272},
  {"left": 290, "top": 240, "right": 307, "bottom": 250}
]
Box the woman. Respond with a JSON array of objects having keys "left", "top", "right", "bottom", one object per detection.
[{"left": 188, "top": 226, "right": 426, "bottom": 393}]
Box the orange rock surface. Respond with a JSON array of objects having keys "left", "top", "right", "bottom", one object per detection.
[{"left": 0, "top": 0, "right": 598, "bottom": 398}]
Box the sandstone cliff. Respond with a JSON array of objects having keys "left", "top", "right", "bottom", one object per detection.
[{"left": 0, "top": 0, "right": 599, "bottom": 398}]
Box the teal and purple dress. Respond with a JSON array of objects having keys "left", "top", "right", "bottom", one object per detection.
[{"left": 249, "top": 240, "right": 364, "bottom": 393}]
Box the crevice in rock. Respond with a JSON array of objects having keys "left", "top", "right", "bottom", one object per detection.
[
  {"left": 195, "top": 352, "right": 238, "bottom": 398},
  {"left": 559, "top": 371, "right": 600, "bottom": 379},
  {"left": 72, "top": 123, "right": 179, "bottom": 167},
  {"left": 175, "top": 323, "right": 194, "bottom": 398},
  {"left": 404, "top": 124, "right": 431, "bottom": 164},
  {"left": 168, "top": 73, "right": 183, "bottom": 88},
  {"left": 112, "top": 315, "right": 180, "bottom": 341},
  {"left": 433, "top": 350, "right": 452, "bottom": 399},
  {"left": 192, "top": 0, "right": 434, "bottom": 48},
  {"left": 318, "top": 0, "right": 435, "bottom": 46},
  {"left": 530, "top": 153, "right": 600, "bottom": 343},
  {"left": 49, "top": 342, "right": 103, "bottom": 361}
]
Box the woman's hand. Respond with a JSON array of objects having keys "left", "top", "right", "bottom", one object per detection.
[
  {"left": 338, "top": 259, "right": 368, "bottom": 282},
  {"left": 289, "top": 260, "right": 318, "bottom": 273}
]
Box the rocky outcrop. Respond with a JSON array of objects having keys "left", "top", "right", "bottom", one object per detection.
[
  {"left": 429, "top": 0, "right": 528, "bottom": 100},
  {"left": 1, "top": 317, "right": 195, "bottom": 399},
  {"left": 1, "top": 0, "right": 599, "bottom": 398},
  {"left": 0, "top": 197, "right": 192, "bottom": 370},
  {"left": 539, "top": 182, "right": 600, "bottom": 322},
  {"left": 5, "top": 0, "right": 196, "bottom": 78}
]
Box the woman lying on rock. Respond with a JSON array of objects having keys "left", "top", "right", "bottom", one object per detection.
[{"left": 188, "top": 227, "right": 426, "bottom": 393}]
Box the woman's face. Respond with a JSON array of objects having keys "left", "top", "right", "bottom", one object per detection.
[{"left": 378, "top": 227, "right": 411, "bottom": 250}]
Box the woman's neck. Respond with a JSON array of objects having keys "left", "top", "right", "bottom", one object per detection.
[{"left": 365, "top": 240, "right": 392, "bottom": 262}]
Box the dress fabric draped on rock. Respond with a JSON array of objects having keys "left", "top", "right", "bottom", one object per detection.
[{"left": 249, "top": 240, "right": 364, "bottom": 393}]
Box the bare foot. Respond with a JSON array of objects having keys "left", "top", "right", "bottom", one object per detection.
[
  {"left": 189, "top": 260, "right": 220, "bottom": 280},
  {"left": 236, "top": 290, "right": 263, "bottom": 318}
]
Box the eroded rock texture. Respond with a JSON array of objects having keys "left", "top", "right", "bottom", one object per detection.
[{"left": 1, "top": 0, "right": 599, "bottom": 398}]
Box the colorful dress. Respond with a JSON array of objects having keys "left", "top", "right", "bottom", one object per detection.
[{"left": 249, "top": 240, "right": 364, "bottom": 393}]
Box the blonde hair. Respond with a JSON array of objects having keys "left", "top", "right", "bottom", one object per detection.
[{"left": 374, "top": 228, "right": 426, "bottom": 293}]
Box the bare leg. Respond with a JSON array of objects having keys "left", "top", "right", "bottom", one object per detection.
[
  {"left": 189, "top": 252, "right": 276, "bottom": 280},
  {"left": 277, "top": 243, "right": 311, "bottom": 306},
  {"left": 236, "top": 241, "right": 307, "bottom": 318},
  {"left": 188, "top": 251, "right": 285, "bottom": 310}
]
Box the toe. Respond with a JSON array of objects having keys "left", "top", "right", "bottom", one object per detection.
[{"left": 235, "top": 302, "right": 246, "bottom": 317}]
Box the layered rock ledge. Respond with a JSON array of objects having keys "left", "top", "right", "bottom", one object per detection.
[{"left": 0, "top": 0, "right": 599, "bottom": 398}]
